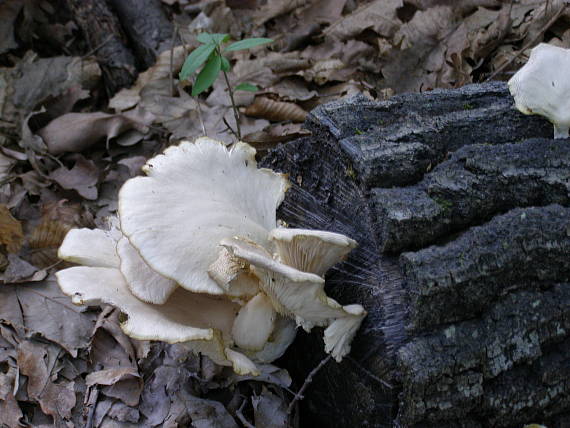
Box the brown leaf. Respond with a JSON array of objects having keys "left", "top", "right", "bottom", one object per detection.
[
  {"left": 252, "top": 387, "right": 288, "bottom": 428},
  {"left": 0, "top": 204, "right": 23, "bottom": 253},
  {"left": 28, "top": 201, "right": 87, "bottom": 268},
  {"left": 1, "top": 253, "right": 46, "bottom": 283},
  {"left": 0, "top": 364, "right": 23, "bottom": 428},
  {"left": 245, "top": 97, "right": 307, "bottom": 122},
  {"left": 49, "top": 155, "right": 100, "bottom": 200},
  {"left": 243, "top": 123, "right": 311, "bottom": 153},
  {"left": 87, "top": 367, "right": 143, "bottom": 407},
  {"left": 0, "top": 278, "right": 97, "bottom": 355},
  {"left": 325, "top": 0, "right": 403, "bottom": 40},
  {"left": 12, "top": 55, "right": 100, "bottom": 115},
  {"left": 38, "top": 108, "right": 155, "bottom": 154},
  {"left": 17, "top": 340, "right": 76, "bottom": 420},
  {"left": 110, "top": 45, "right": 188, "bottom": 112},
  {"left": 254, "top": 0, "right": 308, "bottom": 26}
]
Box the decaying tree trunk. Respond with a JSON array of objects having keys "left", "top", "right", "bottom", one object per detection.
[
  {"left": 261, "top": 82, "right": 570, "bottom": 428},
  {"left": 65, "top": 0, "right": 173, "bottom": 95}
]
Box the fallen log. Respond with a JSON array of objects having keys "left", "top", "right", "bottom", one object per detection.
[{"left": 261, "top": 81, "right": 570, "bottom": 428}]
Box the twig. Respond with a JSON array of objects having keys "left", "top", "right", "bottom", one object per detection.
[
  {"left": 485, "top": 4, "right": 564, "bottom": 82},
  {"left": 236, "top": 397, "right": 255, "bottom": 428},
  {"left": 223, "top": 116, "right": 239, "bottom": 140},
  {"left": 345, "top": 355, "right": 393, "bottom": 389},
  {"left": 82, "top": 34, "right": 114, "bottom": 59},
  {"left": 169, "top": 26, "right": 178, "bottom": 97},
  {"left": 286, "top": 354, "right": 332, "bottom": 415},
  {"left": 222, "top": 69, "right": 242, "bottom": 140}
]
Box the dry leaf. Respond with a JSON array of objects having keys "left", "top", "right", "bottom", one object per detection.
[
  {"left": 0, "top": 278, "right": 97, "bottom": 354},
  {"left": 28, "top": 201, "right": 87, "bottom": 268},
  {"left": 110, "top": 45, "right": 188, "bottom": 112},
  {"left": 86, "top": 367, "right": 143, "bottom": 407},
  {"left": 0, "top": 204, "right": 23, "bottom": 253},
  {"left": 325, "top": 0, "right": 403, "bottom": 40},
  {"left": 49, "top": 155, "right": 100, "bottom": 200},
  {"left": 38, "top": 108, "right": 155, "bottom": 154},
  {"left": 252, "top": 387, "right": 288, "bottom": 428},
  {"left": 17, "top": 340, "right": 76, "bottom": 420},
  {"left": 254, "top": 0, "right": 309, "bottom": 25},
  {"left": 245, "top": 97, "right": 307, "bottom": 122},
  {"left": 1, "top": 253, "right": 46, "bottom": 283}
]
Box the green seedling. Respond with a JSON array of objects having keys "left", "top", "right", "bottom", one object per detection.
[{"left": 179, "top": 32, "right": 273, "bottom": 139}]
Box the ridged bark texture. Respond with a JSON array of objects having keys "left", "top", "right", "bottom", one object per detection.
[{"left": 261, "top": 81, "right": 570, "bottom": 428}]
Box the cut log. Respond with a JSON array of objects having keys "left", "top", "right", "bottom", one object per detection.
[{"left": 261, "top": 81, "right": 570, "bottom": 428}]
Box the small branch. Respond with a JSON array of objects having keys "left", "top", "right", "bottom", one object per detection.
[
  {"left": 287, "top": 354, "right": 332, "bottom": 415},
  {"left": 222, "top": 69, "right": 242, "bottom": 140},
  {"left": 236, "top": 397, "right": 255, "bottom": 428},
  {"left": 223, "top": 116, "right": 239, "bottom": 140}
]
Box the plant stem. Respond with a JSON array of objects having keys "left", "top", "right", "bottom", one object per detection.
[
  {"left": 215, "top": 44, "right": 241, "bottom": 140},
  {"left": 222, "top": 69, "right": 242, "bottom": 140}
]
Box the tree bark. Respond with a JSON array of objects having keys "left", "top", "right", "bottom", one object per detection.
[{"left": 261, "top": 81, "right": 570, "bottom": 428}]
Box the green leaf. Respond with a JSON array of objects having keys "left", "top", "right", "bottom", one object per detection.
[
  {"left": 197, "top": 33, "right": 230, "bottom": 45},
  {"left": 234, "top": 82, "right": 258, "bottom": 92},
  {"left": 220, "top": 56, "right": 231, "bottom": 72},
  {"left": 192, "top": 54, "right": 221, "bottom": 96},
  {"left": 179, "top": 44, "right": 217, "bottom": 81},
  {"left": 225, "top": 38, "right": 273, "bottom": 52}
]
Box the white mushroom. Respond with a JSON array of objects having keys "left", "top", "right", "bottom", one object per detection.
[
  {"left": 118, "top": 137, "right": 289, "bottom": 295},
  {"left": 56, "top": 223, "right": 261, "bottom": 376},
  {"left": 221, "top": 236, "right": 366, "bottom": 361},
  {"left": 56, "top": 137, "right": 367, "bottom": 373},
  {"left": 508, "top": 43, "right": 570, "bottom": 139},
  {"left": 269, "top": 228, "right": 357, "bottom": 276}
]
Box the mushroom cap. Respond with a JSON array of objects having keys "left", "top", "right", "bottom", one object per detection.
[
  {"left": 221, "top": 235, "right": 366, "bottom": 361},
  {"left": 247, "top": 316, "right": 297, "bottom": 363},
  {"left": 508, "top": 43, "right": 570, "bottom": 139},
  {"left": 117, "top": 236, "right": 178, "bottom": 304},
  {"left": 118, "top": 137, "right": 290, "bottom": 295},
  {"left": 269, "top": 228, "right": 357, "bottom": 276},
  {"left": 58, "top": 228, "right": 120, "bottom": 268},
  {"left": 232, "top": 292, "right": 276, "bottom": 351},
  {"left": 56, "top": 266, "right": 239, "bottom": 344}
]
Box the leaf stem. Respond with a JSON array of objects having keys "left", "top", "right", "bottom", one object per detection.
[{"left": 215, "top": 45, "right": 241, "bottom": 140}]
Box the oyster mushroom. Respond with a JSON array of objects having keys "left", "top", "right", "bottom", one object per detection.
[
  {"left": 56, "top": 226, "right": 262, "bottom": 375},
  {"left": 508, "top": 43, "right": 570, "bottom": 139},
  {"left": 220, "top": 236, "right": 366, "bottom": 362},
  {"left": 118, "top": 137, "right": 289, "bottom": 295},
  {"left": 56, "top": 137, "right": 366, "bottom": 374}
]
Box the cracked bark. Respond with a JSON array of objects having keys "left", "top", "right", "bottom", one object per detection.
[{"left": 261, "top": 81, "right": 570, "bottom": 428}]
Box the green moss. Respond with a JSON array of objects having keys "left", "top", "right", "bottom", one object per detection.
[
  {"left": 433, "top": 196, "right": 453, "bottom": 213},
  {"left": 345, "top": 165, "right": 357, "bottom": 180},
  {"left": 463, "top": 103, "right": 474, "bottom": 110}
]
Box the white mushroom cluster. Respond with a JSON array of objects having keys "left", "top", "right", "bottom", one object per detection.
[
  {"left": 56, "top": 137, "right": 366, "bottom": 375},
  {"left": 508, "top": 43, "right": 570, "bottom": 139}
]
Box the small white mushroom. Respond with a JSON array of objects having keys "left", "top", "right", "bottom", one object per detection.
[
  {"left": 269, "top": 228, "right": 357, "bottom": 276},
  {"left": 221, "top": 236, "right": 366, "bottom": 362},
  {"left": 118, "top": 137, "right": 290, "bottom": 295},
  {"left": 508, "top": 43, "right": 570, "bottom": 139},
  {"left": 232, "top": 292, "right": 276, "bottom": 351}
]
